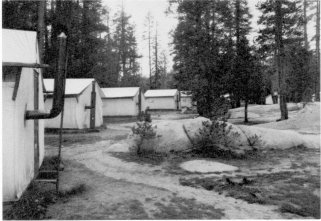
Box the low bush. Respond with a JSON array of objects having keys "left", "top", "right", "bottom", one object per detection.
[
  {"left": 137, "top": 110, "right": 151, "bottom": 122},
  {"left": 131, "top": 121, "right": 156, "bottom": 154},
  {"left": 193, "top": 118, "right": 262, "bottom": 158},
  {"left": 193, "top": 118, "right": 241, "bottom": 158},
  {"left": 246, "top": 134, "right": 264, "bottom": 150}
]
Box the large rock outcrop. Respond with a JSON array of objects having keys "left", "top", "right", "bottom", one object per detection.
[{"left": 128, "top": 114, "right": 320, "bottom": 154}]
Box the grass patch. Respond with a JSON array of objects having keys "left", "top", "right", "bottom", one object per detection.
[
  {"left": 3, "top": 182, "right": 57, "bottom": 220},
  {"left": 3, "top": 182, "right": 88, "bottom": 220},
  {"left": 233, "top": 120, "right": 270, "bottom": 125},
  {"left": 45, "top": 128, "right": 102, "bottom": 134},
  {"left": 179, "top": 170, "right": 320, "bottom": 219},
  {"left": 280, "top": 192, "right": 320, "bottom": 218},
  {"left": 111, "top": 134, "right": 129, "bottom": 141},
  {"left": 3, "top": 158, "right": 87, "bottom": 220},
  {"left": 45, "top": 134, "right": 103, "bottom": 147},
  {"left": 152, "top": 196, "right": 224, "bottom": 219},
  {"left": 41, "top": 156, "right": 59, "bottom": 170},
  {"left": 101, "top": 199, "right": 150, "bottom": 219},
  {"left": 110, "top": 151, "right": 166, "bottom": 166}
]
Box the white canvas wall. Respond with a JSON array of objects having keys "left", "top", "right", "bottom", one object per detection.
[
  {"left": 143, "top": 96, "right": 178, "bottom": 110},
  {"left": 3, "top": 68, "right": 45, "bottom": 202},
  {"left": 265, "top": 95, "right": 273, "bottom": 105},
  {"left": 102, "top": 95, "right": 139, "bottom": 116},
  {"left": 37, "top": 71, "right": 45, "bottom": 170},
  {"left": 45, "top": 98, "right": 78, "bottom": 128},
  {"left": 45, "top": 82, "right": 103, "bottom": 129}
]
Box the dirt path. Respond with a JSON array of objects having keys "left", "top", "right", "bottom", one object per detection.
[{"left": 44, "top": 122, "right": 305, "bottom": 219}]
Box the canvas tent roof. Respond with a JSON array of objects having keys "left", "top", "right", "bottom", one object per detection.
[
  {"left": 2, "top": 29, "right": 39, "bottom": 64},
  {"left": 102, "top": 87, "right": 139, "bottom": 98},
  {"left": 44, "top": 78, "right": 99, "bottom": 96},
  {"left": 144, "top": 89, "right": 178, "bottom": 98}
]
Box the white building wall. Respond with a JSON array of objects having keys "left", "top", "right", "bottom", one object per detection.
[
  {"left": 102, "top": 95, "right": 139, "bottom": 116},
  {"left": 3, "top": 68, "right": 44, "bottom": 201},
  {"left": 45, "top": 98, "right": 79, "bottom": 128},
  {"left": 144, "top": 97, "right": 177, "bottom": 110},
  {"left": 265, "top": 95, "right": 273, "bottom": 105},
  {"left": 265, "top": 95, "right": 279, "bottom": 105}
]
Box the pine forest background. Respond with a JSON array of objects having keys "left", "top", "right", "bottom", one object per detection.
[{"left": 2, "top": 0, "right": 320, "bottom": 119}]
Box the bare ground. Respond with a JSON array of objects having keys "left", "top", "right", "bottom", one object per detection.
[{"left": 39, "top": 110, "right": 320, "bottom": 219}]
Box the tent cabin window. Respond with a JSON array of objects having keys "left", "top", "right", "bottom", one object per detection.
[{"left": 2, "top": 66, "right": 21, "bottom": 82}]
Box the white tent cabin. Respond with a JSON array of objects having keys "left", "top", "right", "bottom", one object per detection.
[
  {"left": 44, "top": 79, "right": 104, "bottom": 129},
  {"left": 101, "top": 87, "right": 141, "bottom": 117},
  {"left": 2, "top": 29, "right": 46, "bottom": 201},
  {"left": 180, "top": 91, "right": 193, "bottom": 109},
  {"left": 143, "top": 89, "right": 179, "bottom": 110},
  {"left": 265, "top": 95, "right": 274, "bottom": 105},
  {"left": 265, "top": 93, "right": 279, "bottom": 105}
]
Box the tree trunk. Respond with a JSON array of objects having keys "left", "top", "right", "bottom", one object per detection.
[
  {"left": 163, "top": 53, "right": 167, "bottom": 88},
  {"left": 235, "top": 0, "right": 240, "bottom": 48},
  {"left": 316, "top": 0, "right": 320, "bottom": 101},
  {"left": 244, "top": 98, "right": 248, "bottom": 123},
  {"left": 303, "top": 0, "right": 308, "bottom": 50},
  {"left": 275, "top": 0, "right": 288, "bottom": 120},
  {"left": 149, "top": 27, "right": 152, "bottom": 88},
  {"left": 44, "top": 1, "right": 49, "bottom": 64},
  {"left": 37, "top": 0, "right": 46, "bottom": 64},
  {"left": 82, "top": 0, "right": 89, "bottom": 75},
  {"left": 279, "top": 94, "right": 288, "bottom": 119},
  {"left": 235, "top": 98, "right": 241, "bottom": 108},
  {"left": 148, "top": 15, "right": 152, "bottom": 89},
  {"left": 235, "top": 0, "right": 242, "bottom": 110},
  {"left": 154, "top": 23, "right": 158, "bottom": 89},
  {"left": 121, "top": 7, "right": 127, "bottom": 78}
]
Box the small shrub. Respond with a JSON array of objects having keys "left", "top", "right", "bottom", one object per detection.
[
  {"left": 194, "top": 118, "right": 241, "bottom": 158},
  {"left": 137, "top": 111, "right": 151, "bottom": 122},
  {"left": 132, "top": 121, "right": 156, "bottom": 139},
  {"left": 246, "top": 134, "right": 264, "bottom": 149},
  {"left": 132, "top": 121, "right": 156, "bottom": 154},
  {"left": 302, "top": 87, "right": 313, "bottom": 106}
]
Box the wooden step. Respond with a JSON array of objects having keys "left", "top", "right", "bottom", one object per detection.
[
  {"left": 39, "top": 170, "right": 58, "bottom": 174},
  {"left": 37, "top": 170, "right": 58, "bottom": 180}
]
